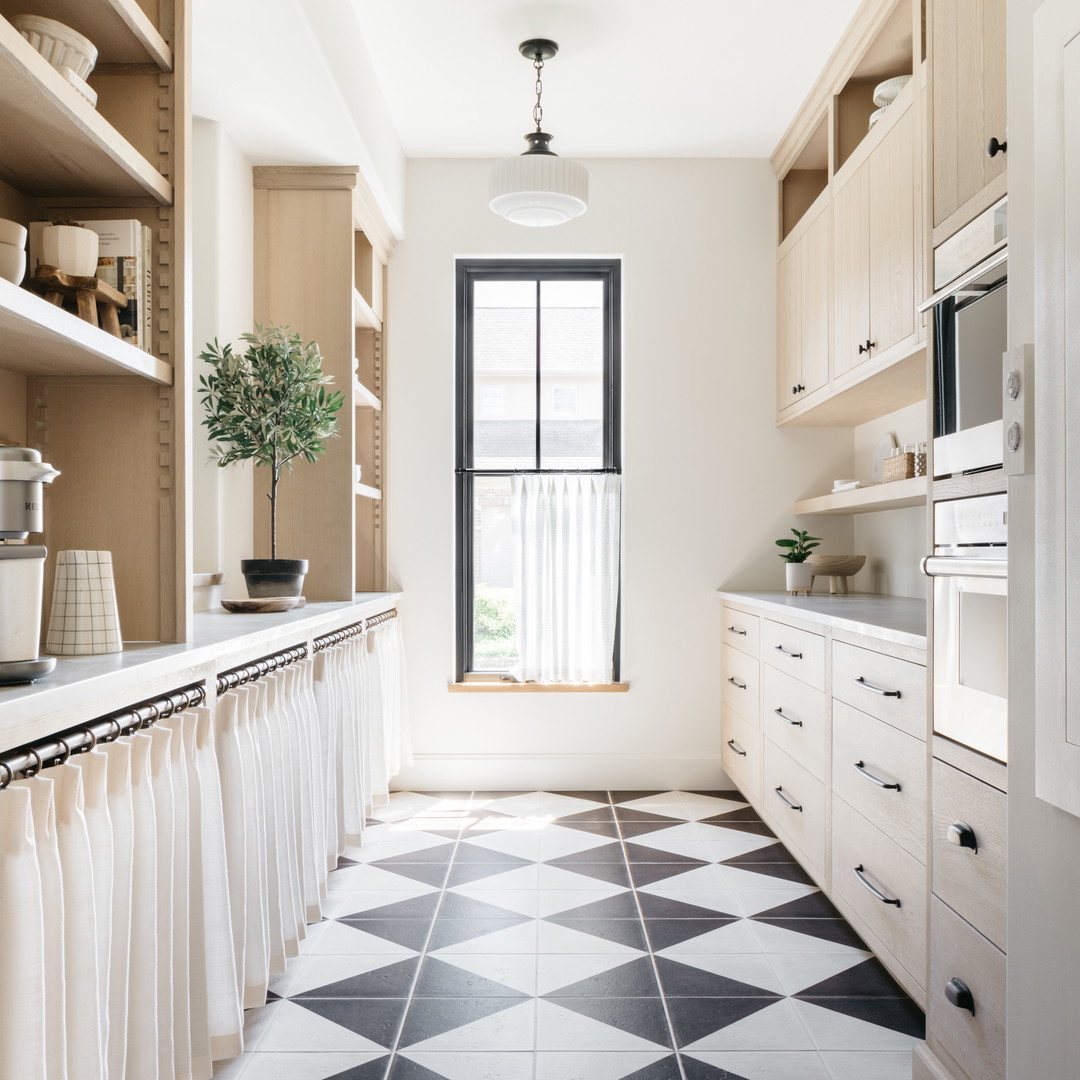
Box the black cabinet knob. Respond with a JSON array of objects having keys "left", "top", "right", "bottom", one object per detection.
[
  {"left": 945, "top": 977, "right": 976, "bottom": 1016},
  {"left": 987, "top": 136, "right": 1007, "bottom": 158},
  {"left": 947, "top": 822, "right": 978, "bottom": 853},
  {"left": 792, "top": 384, "right": 805, "bottom": 395},
  {"left": 857, "top": 340, "right": 876, "bottom": 355}
]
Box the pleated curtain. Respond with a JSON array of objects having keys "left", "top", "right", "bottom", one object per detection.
[
  {"left": 510, "top": 472, "right": 622, "bottom": 684},
  {"left": 0, "top": 616, "right": 407, "bottom": 1080}
]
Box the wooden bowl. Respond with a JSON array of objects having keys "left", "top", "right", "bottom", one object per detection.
[{"left": 808, "top": 554, "right": 866, "bottom": 576}]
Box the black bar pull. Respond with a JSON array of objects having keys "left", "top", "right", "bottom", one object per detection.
[
  {"left": 727, "top": 625, "right": 747, "bottom": 636},
  {"left": 853, "top": 865, "right": 901, "bottom": 906},
  {"left": 727, "top": 676, "right": 747, "bottom": 690},
  {"left": 727, "top": 738, "right": 747, "bottom": 757},
  {"left": 774, "top": 786, "right": 802, "bottom": 812},
  {"left": 775, "top": 707, "right": 803, "bottom": 727},
  {"left": 855, "top": 676, "right": 901, "bottom": 698},
  {"left": 852, "top": 760, "right": 901, "bottom": 790},
  {"left": 774, "top": 644, "right": 803, "bottom": 659}
]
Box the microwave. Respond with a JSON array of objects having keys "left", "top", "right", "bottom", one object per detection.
[{"left": 924, "top": 198, "right": 1008, "bottom": 479}]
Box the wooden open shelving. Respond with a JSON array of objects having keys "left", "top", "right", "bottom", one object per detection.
[
  {"left": 353, "top": 288, "right": 382, "bottom": 332},
  {"left": 353, "top": 377, "right": 381, "bottom": 410},
  {"left": 795, "top": 475, "right": 928, "bottom": 515},
  {"left": 0, "top": 15, "right": 172, "bottom": 202},
  {"left": 354, "top": 482, "right": 381, "bottom": 500},
  {"left": 0, "top": 0, "right": 172, "bottom": 69}
]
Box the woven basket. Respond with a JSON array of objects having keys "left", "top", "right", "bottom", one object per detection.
[{"left": 882, "top": 451, "right": 915, "bottom": 483}]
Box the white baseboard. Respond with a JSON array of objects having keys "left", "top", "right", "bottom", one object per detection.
[{"left": 392, "top": 753, "right": 731, "bottom": 793}]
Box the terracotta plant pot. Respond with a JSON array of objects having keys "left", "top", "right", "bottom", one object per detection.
[{"left": 241, "top": 558, "right": 308, "bottom": 598}]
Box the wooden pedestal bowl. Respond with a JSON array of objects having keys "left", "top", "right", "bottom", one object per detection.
[{"left": 807, "top": 554, "right": 866, "bottom": 595}]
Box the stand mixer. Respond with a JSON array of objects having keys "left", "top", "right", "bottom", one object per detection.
[{"left": 0, "top": 447, "right": 60, "bottom": 683}]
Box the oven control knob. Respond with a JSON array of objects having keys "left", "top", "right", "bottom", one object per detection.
[
  {"left": 1006, "top": 422, "right": 1022, "bottom": 453},
  {"left": 1006, "top": 369, "right": 1022, "bottom": 400}
]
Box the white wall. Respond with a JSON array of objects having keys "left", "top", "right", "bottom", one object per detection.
[
  {"left": 387, "top": 157, "right": 854, "bottom": 790},
  {"left": 191, "top": 119, "right": 255, "bottom": 599}
]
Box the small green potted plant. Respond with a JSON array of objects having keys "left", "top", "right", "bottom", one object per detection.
[
  {"left": 199, "top": 325, "right": 344, "bottom": 598},
  {"left": 775, "top": 528, "right": 821, "bottom": 593}
]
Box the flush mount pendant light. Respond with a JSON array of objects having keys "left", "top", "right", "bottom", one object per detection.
[{"left": 489, "top": 38, "right": 588, "bottom": 227}]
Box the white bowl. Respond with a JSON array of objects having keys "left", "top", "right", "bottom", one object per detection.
[
  {"left": 60, "top": 66, "right": 97, "bottom": 108},
  {"left": 0, "top": 218, "right": 27, "bottom": 248},
  {"left": 873, "top": 74, "right": 911, "bottom": 108},
  {"left": 11, "top": 14, "right": 98, "bottom": 80},
  {"left": 868, "top": 106, "right": 889, "bottom": 131},
  {"left": 0, "top": 241, "right": 27, "bottom": 285}
]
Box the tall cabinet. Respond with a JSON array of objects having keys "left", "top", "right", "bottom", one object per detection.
[
  {"left": 0, "top": 0, "right": 190, "bottom": 643},
  {"left": 253, "top": 166, "right": 394, "bottom": 601}
]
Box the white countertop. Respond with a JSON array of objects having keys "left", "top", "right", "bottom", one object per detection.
[{"left": 717, "top": 590, "right": 927, "bottom": 650}]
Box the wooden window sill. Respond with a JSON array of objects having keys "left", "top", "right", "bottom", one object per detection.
[{"left": 449, "top": 680, "right": 629, "bottom": 693}]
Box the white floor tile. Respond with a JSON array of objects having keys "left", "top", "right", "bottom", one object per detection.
[
  {"left": 284, "top": 950, "right": 417, "bottom": 997},
  {"left": 537, "top": 952, "right": 644, "bottom": 995},
  {"left": 718, "top": 865, "right": 814, "bottom": 891},
  {"left": 615, "top": 792, "right": 749, "bottom": 820},
  {"left": 446, "top": 887, "right": 541, "bottom": 917},
  {"left": 535, "top": 1050, "right": 672, "bottom": 1079},
  {"left": 536, "top": 921, "right": 646, "bottom": 956},
  {"left": 536, "top": 888, "right": 629, "bottom": 917},
  {"left": 368, "top": 792, "right": 446, "bottom": 822},
  {"left": 681, "top": 999, "right": 816, "bottom": 1052},
  {"left": 433, "top": 919, "right": 540, "bottom": 955},
  {"left": 820, "top": 1050, "right": 918, "bottom": 1080},
  {"left": 633, "top": 884, "right": 744, "bottom": 916},
  {"left": 324, "top": 865, "right": 441, "bottom": 895},
  {"left": 791, "top": 1000, "right": 922, "bottom": 1052},
  {"left": 749, "top": 921, "right": 871, "bottom": 957},
  {"left": 240, "top": 1000, "right": 285, "bottom": 1052},
  {"left": 766, "top": 952, "right": 875, "bottom": 996},
  {"left": 478, "top": 791, "right": 609, "bottom": 819},
  {"left": 256, "top": 1000, "right": 386, "bottom": 1053},
  {"left": 301, "top": 920, "right": 423, "bottom": 957},
  {"left": 655, "top": 920, "right": 765, "bottom": 956},
  {"left": 660, "top": 952, "right": 787, "bottom": 995},
  {"left": 434, "top": 952, "right": 539, "bottom": 995},
  {"left": 681, "top": 1050, "right": 832, "bottom": 1080},
  {"left": 724, "top": 883, "right": 820, "bottom": 917},
  {"left": 635, "top": 865, "right": 731, "bottom": 891},
  {"left": 210, "top": 1051, "right": 252, "bottom": 1078},
  {"left": 400, "top": 1051, "right": 535, "bottom": 1080},
  {"left": 403, "top": 999, "right": 536, "bottom": 1052},
  {"left": 535, "top": 1000, "right": 668, "bottom": 1052},
  {"left": 238, "top": 1052, "right": 388, "bottom": 1079}
]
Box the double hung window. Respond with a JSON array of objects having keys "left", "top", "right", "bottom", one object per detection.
[{"left": 455, "top": 259, "right": 622, "bottom": 683}]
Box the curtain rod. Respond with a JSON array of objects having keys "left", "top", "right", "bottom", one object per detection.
[
  {"left": 216, "top": 644, "right": 308, "bottom": 694},
  {"left": 0, "top": 683, "right": 205, "bottom": 789},
  {"left": 313, "top": 607, "right": 398, "bottom": 652}
]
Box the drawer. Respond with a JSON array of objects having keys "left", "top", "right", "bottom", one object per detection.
[
  {"left": 927, "top": 897, "right": 1005, "bottom": 1080},
  {"left": 762, "top": 619, "right": 825, "bottom": 691},
  {"left": 832, "top": 640, "right": 926, "bottom": 739},
  {"left": 832, "top": 700, "right": 927, "bottom": 862},
  {"left": 762, "top": 665, "right": 827, "bottom": 781},
  {"left": 722, "top": 606, "right": 760, "bottom": 659},
  {"left": 932, "top": 759, "right": 1007, "bottom": 951},
  {"left": 722, "top": 705, "right": 762, "bottom": 810},
  {"left": 763, "top": 738, "right": 826, "bottom": 880},
  {"left": 832, "top": 795, "right": 927, "bottom": 992},
  {"left": 721, "top": 644, "right": 759, "bottom": 725}
]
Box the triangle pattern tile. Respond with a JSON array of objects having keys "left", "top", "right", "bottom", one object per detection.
[
  {"left": 328, "top": 918, "right": 431, "bottom": 952},
  {"left": 544, "top": 856, "right": 632, "bottom": 888},
  {"left": 688, "top": 790, "right": 746, "bottom": 801},
  {"left": 697, "top": 833, "right": 785, "bottom": 861},
  {"left": 767, "top": 952, "right": 878, "bottom": 997},
  {"left": 654, "top": 919, "right": 767, "bottom": 958},
  {"left": 551, "top": 789, "right": 613, "bottom": 804},
  {"left": 535, "top": 999, "right": 667, "bottom": 1053},
  {"left": 636, "top": 893, "right": 738, "bottom": 920},
  {"left": 533, "top": 1052, "right": 680, "bottom": 1080},
  {"left": 681, "top": 1052, "right": 831, "bottom": 1080},
  {"left": 635, "top": 885, "right": 746, "bottom": 919},
  {"left": 539, "top": 916, "right": 648, "bottom": 950},
  {"left": 324, "top": 1058, "right": 393, "bottom": 1080},
  {"left": 291, "top": 957, "right": 420, "bottom": 999},
  {"left": 287, "top": 998, "right": 407, "bottom": 1049},
  {"left": 397, "top": 995, "right": 525, "bottom": 1047},
  {"left": 445, "top": 859, "right": 535, "bottom": 888},
  {"left": 665, "top": 995, "right": 779, "bottom": 1049},
  {"left": 544, "top": 890, "right": 641, "bottom": 919},
  {"left": 679, "top": 1056, "right": 753, "bottom": 1080},
  {"left": 630, "top": 861, "right": 712, "bottom": 888},
  {"left": 554, "top": 818, "right": 621, "bottom": 838},
  {"left": 545, "top": 841, "right": 627, "bottom": 866},
  {"left": 282, "top": 951, "right": 417, "bottom": 996},
  {"left": 657, "top": 953, "right": 786, "bottom": 996},
  {"left": 399, "top": 998, "right": 535, "bottom": 1052},
  {"left": 443, "top": 887, "right": 538, "bottom": 918},
  {"left": 478, "top": 791, "right": 609, "bottom": 820},
  {"left": 616, "top": 792, "right": 748, "bottom": 821},
  {"left": 437, "top": 891, "right": 532, "bottom": 921},
  {"left": 796, "top": 995, "right": 925, "bottom": 1040},
  {"left": 751, "top": 891, "right": 843, "bottom": 920},
  {"left": 623, "top": 842, "right": 710, "bottom": 867},
  {"left": 427, "top": 917, "right": 532, "bottom": 951},
  {"left": 724, "top": 885, "right": 821, "bottom": 919},
  {"left": 609, "top": 791, "right": 667, "bottom": 804},
  {"left": 645, "top": 918, "right": 740, "bottom": 952},
  {"left": 790, "top": 999, "right": 923, "bottom": 1051},
  {"left": 618, "top": 1055, "right": 684, "bottom": 1080},
  {"left": 721, "top": 851, "right": 816, "bottom": 885},
  {"left": 239, "top": 1053, "right": 391, "bottom": 1080},
  {"left": 413, "top": 955, "right": 532, "bottom": 999},
  {"left": 385, "top": 1057, "right": 450, "bottom": 1080},
  {"left": 336, "top": 856, "right": 360, "bottom": 868},
  {"left": 450, "top": 842, "right": 535, "bottom": 865},
  {"left": 542, "top": 996, "right": 673, "bottom": 1049},
  {"left": 363, "top": 843, "right": 457, "bottom": 867},
  {"left": 539, "top": 955, "right": 660, "bottom": 998},
  {"left": 339, "top": 893, "right": 441, "bottom": 923},
  {"left": 654, "top": 956, "right": 782, "bottom": 999},
  {"left": 537, "top": 951, "right": 650, "bottom": 996},
  {"left": 751, "top": 917, "right": 869, "bottom": 951},
  {"left": 794, "top": 957, "right": 912, "bottom": 1000},
  {"left": 433, "top": 952, "right": 538, "bottom": 996},
  {"left": 678, "top": 999, "right": 815, "bottom": 1052},
  {"left": 396, "top": 1052, "right": 534, "bottom": 1080},
  {"left": 697, "top": 818, "right": 777, "bottom": 838},
  {"left": 537, "top": 826, "right": 623, "bottom": 862},
  {"left": 555, "top": 806, "right": 617, "bottom": 825},
  {"left": 365, "top": 862, "right": 447, "bottom": 887},
  {"left": 432, "top": 919, "right": 539, "bottom": 955},
  {"left": 537, "top": 920, "right": 646, "bottom": 957}
]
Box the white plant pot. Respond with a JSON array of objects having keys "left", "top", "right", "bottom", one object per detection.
[
  {"left": 41, "top": 224, "right": 99, "bottom": 277},
  {"left": 785, "top": 562, "right": 813, "bottom": 592}
]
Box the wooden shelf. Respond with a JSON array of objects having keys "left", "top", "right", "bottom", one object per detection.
[
  {"left": 353, "top": 376, "right": 381, "bottom": 410},
  {"left": 0, "top": 1, "right": 172, "bottom": 69},
  {"left": 0, "top": 16, "right": 172, "bottom": 202},
  {"left": 795, "top": 476, "right": 928, "bottom": 515},
  {"left": 0, "top": 278, "right": 172, "bottom": 382},
  {"left": 353, "top": 288, "right": 382, "bottom": 332},
  {"left": 354, "top": 482, "right": 382, "bottom": 500}
]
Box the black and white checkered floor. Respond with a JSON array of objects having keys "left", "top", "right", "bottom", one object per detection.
[{"left": 212, "top": 790, "right": 924, "bottom": 1080}]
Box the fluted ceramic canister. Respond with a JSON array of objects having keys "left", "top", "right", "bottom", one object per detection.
[{"left": 45, "top": 550, "right": 122, "bottom": 655}]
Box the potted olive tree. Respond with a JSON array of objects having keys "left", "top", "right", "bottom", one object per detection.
[
  {"left": 199, "top": 325, "right": 344, "bottom": 598},
  {"left": 775, "top": 528, "right": 821, "bottom": 594}
]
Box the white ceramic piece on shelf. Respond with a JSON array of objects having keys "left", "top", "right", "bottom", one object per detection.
[
  {"left": 873, "top": 74, "right": 912, "bottom": 107},
  {"left": 60, "top": 66, "right": 97, "bottom": 108},
  {"left": 40, "top": 224, "right": 99, "bottom": 277},
  {"left": 45, "top": 550, "right": 123, "bottom": 655},
  {"left": 0, "top": 242, "right": 26, "bottom": 284},
  {"left": 868, "top": 106, "right": 889, "bottom": 130},
  {"left": 785, "top": 562, "right": 813, "bottom": 594},
  {"left": 11, "top": 14, "right": 98, "bottom": 80},
  {"left": 0, "top": 548, "right": 46, "bottom": 663},
  {"left": 0, "top": 218, "right": 27, "bottom": 248}
]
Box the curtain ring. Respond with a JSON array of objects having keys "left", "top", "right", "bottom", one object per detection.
[
  {"left": 0, "top": 761, "right": 12, "bottom": 790},
  {"left": 103, "top": 717, "right": 122, "bottom": 743},
  {"left": 24, "top": 746, "right": 44, "bottom": 777},
  {"left": 84, "top": 726, "right": 101, "bottom": 751},
  {"left": 54, "top": 735, "right": 73, "bottom": 766}
]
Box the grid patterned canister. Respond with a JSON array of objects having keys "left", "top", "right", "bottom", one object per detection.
[{"left": 45, "top": 550, "right": 122, "bottom": 655}]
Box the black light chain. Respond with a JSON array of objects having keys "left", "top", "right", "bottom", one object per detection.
[{"left": 532, "top": 51, "right": 544, "bottom": 131}]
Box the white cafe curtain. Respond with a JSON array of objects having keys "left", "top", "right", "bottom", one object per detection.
[{"left": 510, "top": 472, "right": 622, "bottom": 684}]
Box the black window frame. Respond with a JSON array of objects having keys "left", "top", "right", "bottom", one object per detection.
[{"left": 455, "top": 258, "right": 622, "bottom": 683}]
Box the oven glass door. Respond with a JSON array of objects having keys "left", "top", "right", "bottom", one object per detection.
[{"left": 933, "top": 567, "right": 1008, "bottom": 761}]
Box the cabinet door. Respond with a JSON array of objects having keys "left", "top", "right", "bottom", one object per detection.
[
  {"left": 832, "top": 163, "right": 870, "bottom": 380},
  {"left": 777, "top": 244, "right": 801, "bottom": 413},
  {"left": 800, "top": 202, "right": 831, "bottom": 396},
  {"left": 868, "top": 100, "right": 918, "bottom": 358},
  {"left": 932, "top": 0, "right": 1007, "bottom": 229}
]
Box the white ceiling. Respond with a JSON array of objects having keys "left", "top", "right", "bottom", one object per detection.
[{"left": 348, "top": 0, "right": 863, "bottom": 158}]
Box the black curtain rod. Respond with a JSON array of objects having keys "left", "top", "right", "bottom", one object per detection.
[{"left": 313, "top": 608, "right": 398, "bottom": 652}]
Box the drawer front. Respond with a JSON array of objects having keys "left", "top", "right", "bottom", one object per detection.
[
  {"left": 762, "top": 619, "right": 826, "bottom": 691},
  {"left": 762, "top": 665, "right": 827, "bottom": 781},
  {"left": 763, "top": 738, "right": 826, "bottom": 879},
  {"left": 927, "top": 897, "right": 1005, "bottom": 1080},
  {"left": 722, "top": 606, "right": 760, "bottom": 659},
  {"left": 932, "top": 759, "right": 1007, "bottom": 951},
  {"left": 722, "top": 705, "right": 762, "bottom": 810},
  {"left": 721, "top": 644, "right": 760, "bottom": 724},
  {"left": 832, "top": 640, "right": 926, "bottom": 738},
  {"left": 832, "top": 700, "right": 927, "bottom": 862},
  {"left": 832, "top": 795, "right": 927, "bottom": 989}
]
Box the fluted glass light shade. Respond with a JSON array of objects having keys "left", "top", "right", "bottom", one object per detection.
[{"left": 489, "top": 153, "right": 588, "bottom": 227}]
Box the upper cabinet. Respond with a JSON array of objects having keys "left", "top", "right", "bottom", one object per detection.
[
  {"left": 772, "top": 0, "right": 927, "bottom": 428},
  {"left": 930, "top": 0, "right": 1007, "bottom": 245}
]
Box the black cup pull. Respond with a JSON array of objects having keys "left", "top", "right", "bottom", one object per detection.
[
  {"left": 947, "top": 822, "right": 978, "bottom": 853},
  {"left": 987, "top": 136, "right": 1007, "bottom": 158},
  {"left": 945, "top": 977, "right": 976, "bottom": 1015}
]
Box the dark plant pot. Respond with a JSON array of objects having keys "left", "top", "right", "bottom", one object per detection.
[{"left": 241, "top": 558, "right": 308, "bottom": 598}]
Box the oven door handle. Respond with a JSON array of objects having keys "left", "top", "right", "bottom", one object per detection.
[{"left": 921, "top": 556, "right": 1008, "bottom": 579}]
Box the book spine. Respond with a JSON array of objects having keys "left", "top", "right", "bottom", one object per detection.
[{"left": 141, "top": 225, "right": 152, "bottom": 354}]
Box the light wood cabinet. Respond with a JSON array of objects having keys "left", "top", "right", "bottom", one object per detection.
[
  {"left": 930, "top": 0, "right": 1007, "bottom": 242},
  {"left": 0, "top": 0, "right": 189, "bottom": 644},
  {"left": 253, "top": 166, "right": 394, "bottom": 601}
]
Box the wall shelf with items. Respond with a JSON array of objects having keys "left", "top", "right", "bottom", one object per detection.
[
  {"left": 794, "top": 475, "right": 928, "bottom": 516},
  {"left": 352, "top": 288, "right": 382, "bottom": 332},
  {"left": 353, "top": 376, "right": 381, "bottom": 411},
  {"left": 354, "top": 482, "right": 381, "bottom": 500}
]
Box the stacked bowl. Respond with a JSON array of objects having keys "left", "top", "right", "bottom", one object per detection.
[
  {"left": 868, "top": 74, "right": 911, "bottom": 130},
  {"left": 12, "top": 14, "right": 98, "bottom": 106},
  {"left": 0, "top": 219, "right": 27, "bottom": 285}
]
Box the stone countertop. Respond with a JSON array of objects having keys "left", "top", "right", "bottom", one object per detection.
[{"left": 717, "top": 590, "right": 927, "bottom": 650}]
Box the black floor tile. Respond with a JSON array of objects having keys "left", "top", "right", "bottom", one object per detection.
[
  {"left": 551, "top": 892, "right": 641, "bottom": 919},
  {"left": 796, "top": 957, "right": 910, "bottom": 999},
  {"left": 665, "top": 996, "right": 779, "bottom": 1048},
  {"left": 397, "top": 996, "right": 523, "bottom": 1046},
  {"left": 292, "top": 957, "right": 420, "bottom": 998},
  {"left": 714, "top": 840, "right": 786, "bottom": 864},
  {"left": 540, "top": 956, "right": 661, "bottom": 998},
  {"left": 722, "top": 856, "right": 817, "bottom": 886},
  {"left": 687, "top": 790, "right": 746, "bottom": 801},
  {"left": 699, "top": 806, "right": 768, "bottom": 824},
  {"left": 551, "top": 789, "right": 613, "bottom": 806},
  {"left": 546, "top": 841, "right": 627, "bottom": 865},
  {"left": 750, "top": 916, "right": 868, "bottom": 950},
  {"left": 619, "top": 1054, "right": 682, "bottom": 1080},
  {"left": 610, "top": 790, "right": 667, "bottom": 804},
  {"left": 645, "top": 917, "right": 739, "bottom": 952},
  {"left": 545, "top": 996, "right": 673, "bottom": 1048},
  {"left": 556, "top": 806, "right": 617, "bottom": 824},
  {"left": 545, "top": 858, "right": 632, "bottom": 887},
  {"left": 555, "top": 818, "right": 622, "bottom": 838},
  {"left": 437, "top": 891, "right": 531, "bottom": 920},
  {"left": 542, "top": 916, "right": 648, "bottom": 950},
  {"left": 339, "top": 893, "right": 441, "bottom": 922},
  {"left": 801, "top": 994, "right": 926, "bottom": 1039},
  {"left": 326, "top": 1057, "right": 392, "bottom": 1080},
  {"left": 333, "top": 918, "right": 432, "bottom": 951},
  {"left": 680, "top": 1054, "right": 752, "bottom": 1079},
  {"left": 294, "top": 997, "right": 408, "bottom": 1048},
  {"left": 444, "top": 860, "right": 532, "bottom": 887},
  {"left": 636, "top": 893, "right": 734, "bottom": 920},
  {"left": 629, "top": 861, "right": 706, "bottom": 887},
  {"left": 654, "top": 956, "right": 782, "bottom": 999},
  {"left": 426, "top": 917, "right": 531, "bottom": 951},
  {"left": 624, "top": 843, "right": 710, "bottom": 867},
  {"left": 368, "top": 844, "right": 458, "bottom": 866},
  {"left": 413, "top": 955, "right": 531, "bottom": 998},
  {"left": 750, "top": 892, "right": 842, "bottom": 920}
]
